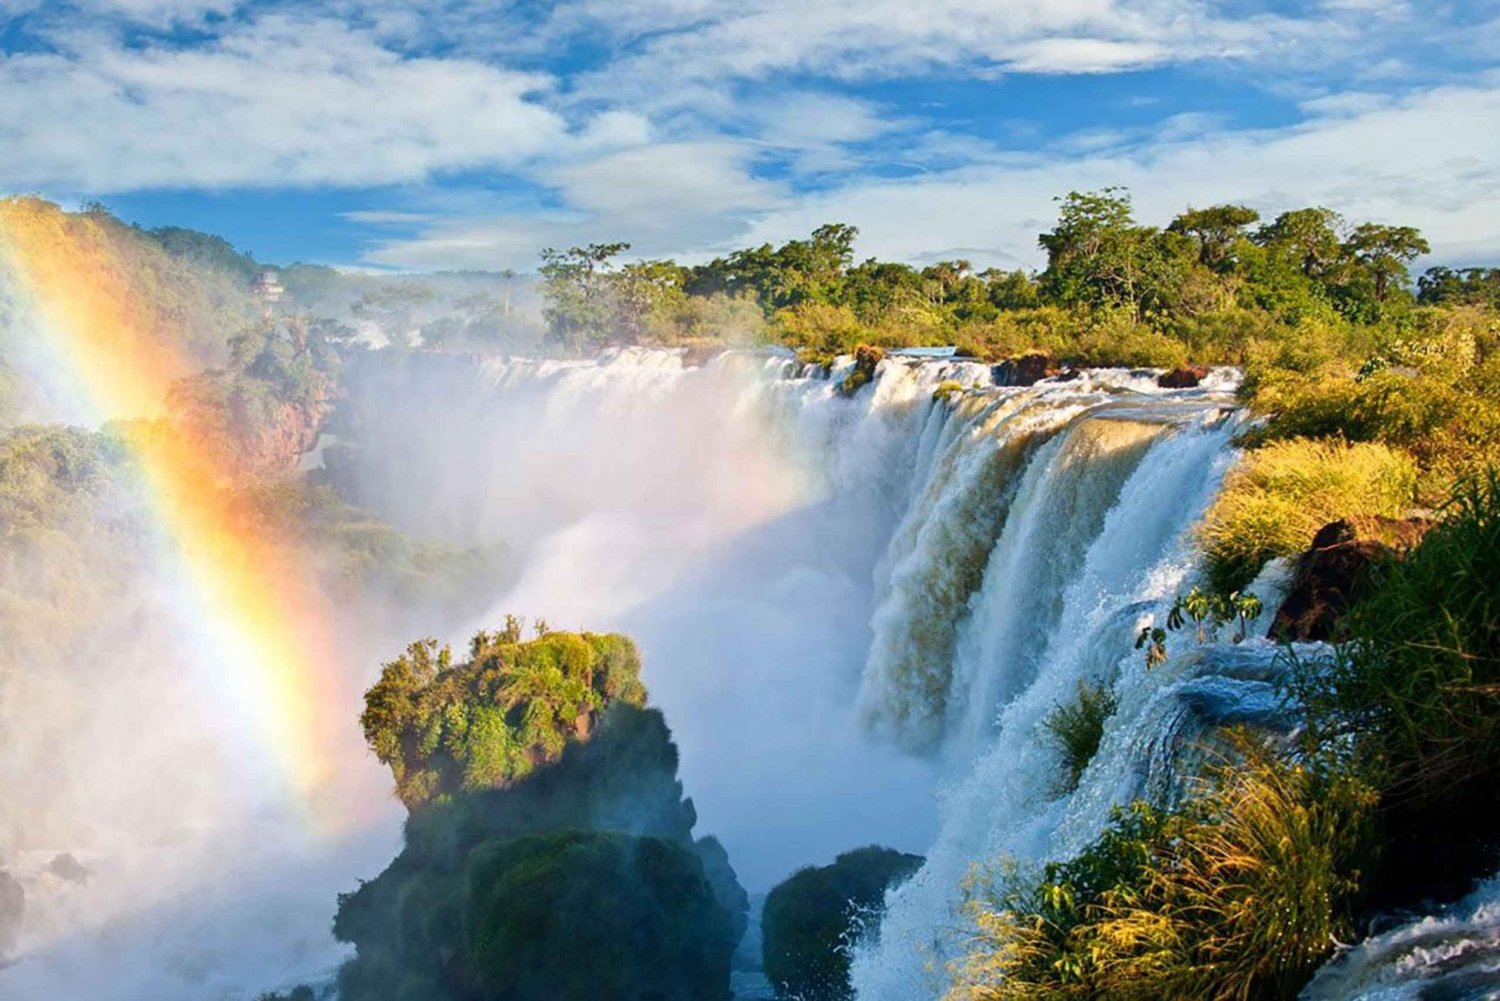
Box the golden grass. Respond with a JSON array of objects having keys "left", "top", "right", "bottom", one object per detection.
[{"left": 1201, "top": 438, "right": 1417, "bottom": 592}]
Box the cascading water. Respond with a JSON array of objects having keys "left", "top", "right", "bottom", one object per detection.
[
  {"left": 849, "top": 390, "right": 1255, "bottom": 999},
  {"left": 10, "top": 341, "right": 1467, "bottom": 999},
  {"left": 1300, "top": 875, "right": 1500, "bottom": 1000}
]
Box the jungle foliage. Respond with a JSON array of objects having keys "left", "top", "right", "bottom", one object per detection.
[{"left": 951, "top": 470, "right": 1500, "bottom": 1000}]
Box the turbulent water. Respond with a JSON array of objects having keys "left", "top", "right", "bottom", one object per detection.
[{"left": 3, "top": 345, "right": 1492, "bottom": 998}]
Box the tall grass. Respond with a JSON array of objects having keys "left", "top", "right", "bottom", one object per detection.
[
  {"left": 947, "top": 741, "right": 1375, "bottom": 1001},
  {"left": 1200, "top": 438, "right": 1417, "bottom": 593}
]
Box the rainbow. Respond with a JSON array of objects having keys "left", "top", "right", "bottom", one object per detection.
[{"left": 0, "top": 198, "right": 348, "bottom": 831}]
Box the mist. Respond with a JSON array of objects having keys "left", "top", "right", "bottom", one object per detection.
[{"left": 333, "top": 348, "right": 955, "bottom": 887}]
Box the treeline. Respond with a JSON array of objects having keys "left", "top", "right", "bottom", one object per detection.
[{"left": 535, "top": 188, "right": 1494, "bottom": 366}]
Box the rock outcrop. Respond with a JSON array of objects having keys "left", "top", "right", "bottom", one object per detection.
[
  {"left": 0, "top": 870, "right": 23, "bottom": 960},
  {"left": 1158, "top": 365, "right": 1210, "bottom": 388},
  {"left": 1269, "top": 515, "right": 1431, "bottom": 641},
  {"left": 992, "top": 351, "right": 1054, "bottom": 387},
  {"left": 48, "top": 852, "right": 89, "bottom": 884}
]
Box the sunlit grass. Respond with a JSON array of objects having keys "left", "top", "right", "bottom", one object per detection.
[{"left": 1200, "top": 438, "right": 1417, "bottom": 592}]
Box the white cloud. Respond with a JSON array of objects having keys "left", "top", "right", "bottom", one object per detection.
[
  {"left": 0, "top": 15, "right": 566, "bottom": 191},
  {"left": 559, "top": 0, "right": 1317, "bottom": 103},
  {"left": 735, "top": 80, "right": 1500, "bottom": 267},
  {"left": 365, "top": 79, "right": 1500, "bottom": 271},
  {"left": 362, "top": 140, "right": 787, "bottom": 269}
]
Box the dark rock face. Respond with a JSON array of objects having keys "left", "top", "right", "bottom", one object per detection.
[
  {"left": 1269, "top": 516, "right": 1432, "bottom": 641},
  {"left": 993, "top": 351, "right": 1054, "bottom": 387},
  {"left": 48, "top": 853, "right": 89, "bottom": 884},
  {"left": 0, "top": 870, "right": 24, "bottom": 960},
  {"left": 1158, "top": 365, "right": 1211, "bottom": 388}
]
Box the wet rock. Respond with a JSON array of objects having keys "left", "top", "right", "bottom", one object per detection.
[
  {"left": 1269, "top": 515, "right": 1432, "bottom": 641},
  {"left": 1158, "top": 364, "right": 1210, "bottom": 388},
  {"left": 0, "top": 870, "right": 23, "bottom": 960},
  {"left": 680, "top": 342, "right": 722, "bottom": 369},
  {"left": 837, "top": 344, "right": 884, "bottom": 396},
  {"left": 48, "top": 852, "right": 89, "bottom": 884},
  {"left": 992, "top": 350, "right": 1054, "bottom": 387}
]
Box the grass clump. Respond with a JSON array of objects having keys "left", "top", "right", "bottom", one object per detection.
[
  {"left": 933, "top": 379, "right": 966, "bottom": 403},
  {"left": 1199, "top": 438, "right": 1417, "bottom": 593},
  {"left": 948, "top": 741, "right": 1376, "bottom": 1001},
  {"left": 1042, "top": 680, "right": 1119, "bottom": 793}
]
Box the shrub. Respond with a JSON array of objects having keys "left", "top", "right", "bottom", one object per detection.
[
  {"left": 948, "top": 742, "right": 1376, "bottom": 1001},
  {"left": 762, "top": 846, "right": 924, "bottom": 1001},
  {"left": 1041, "top": 680, "right": 1118, "bottom": 793},
  {"left": 1293, "top": 469, "right": 1500, "bottom": 904},
  {"left": 1200, "top": 438, "right": 1417, "bottom": 593}
]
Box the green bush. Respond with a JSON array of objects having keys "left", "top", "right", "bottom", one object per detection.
[
  {"left": 1042, "top": 680, "right": 1118, "bottom": 793},
  {"left": 360, "top": 627, "right": 647, "bottom": 808},
  {"left": 1293, "top": 468, "right": 1500, "bottom": 904},
  {"left": 762, "top": 846, "right": 924, "bottom": 1001},
  {"left": 467, "top": 831, "right": 733, "bottom": 1001}
]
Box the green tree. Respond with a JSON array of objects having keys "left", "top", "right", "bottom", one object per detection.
[
  {"left": 1038, "top": 188, "right": 1191, "bottom": 319},
  {"left": 1345, "top": 223, "right": 1431, "bottom": 302},
  {"left": 539, "top": 242, "right": 631, "bottom": 353},
  {"left": 1255, "top": 207, "right": 1345, "bottom": 279},
  {"left": 1167, "top": 204, "right": 1261, "bottom": 270}
]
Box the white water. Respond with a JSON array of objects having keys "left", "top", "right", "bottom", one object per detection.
[
  {"left": 1301, "top": 874, "right": 1500, "bottom": 1000},
  {"left": 851, "top": 395, "right": 1251, "bottom": 998}
]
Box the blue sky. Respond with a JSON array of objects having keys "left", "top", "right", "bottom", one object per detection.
[{"left": 2, "top": 0, "right": 1498, "bottom": 272}]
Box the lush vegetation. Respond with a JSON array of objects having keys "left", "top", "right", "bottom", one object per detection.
[
  {"left": 336, "top": 626, "right": 747, "bottom": 1001},
  {"left": 1198, "top": 439, "right": 1418, "bottom": 594},
  {"left": 360, "top": 624, "right": 647, "bottom": 808},
  {"left": 1291, "top": 470, "right": 1500, "bottom": 906},
  {"left": 761, "top": 845, "right": 924, "bottom": 1001},
  {"left": 951, "top": 469, "right": 1500, "bottom": 1000},
  {"left": 1042, "top": 681, "right": 1119, "bottom": 794},
  {"left": 532, "top": 190, "right": 1462, "bottom": 365},
  {"left": 949, "top": 743, "right": 1376, "bottom": 1001}
]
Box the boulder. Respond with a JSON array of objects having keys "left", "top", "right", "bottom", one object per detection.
[
  {"left": 0, "top": 870, "right": 23, "bottom": 960},
  {"left": 837, "top": 345, "right": 885, "bottom": 397},
  {"left": 1269, "top": 515, "right": 1431, "bottom": 642},
  {"left": 1158, "top": 364, "right": 1210, "bottom": 389},
  {"left": 993, "top": 351, "right": 1054, "bottom": 387},
  {"left": 48, "top": 853, "right": 89, "bottom": 884}
]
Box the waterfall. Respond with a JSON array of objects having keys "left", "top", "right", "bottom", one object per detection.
[
  {"left": 848, "top": 393, "right": 1253, "bottom": 999},
  {"left": 0, "top": 344, "right": 1288, "bottom": 998}
]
